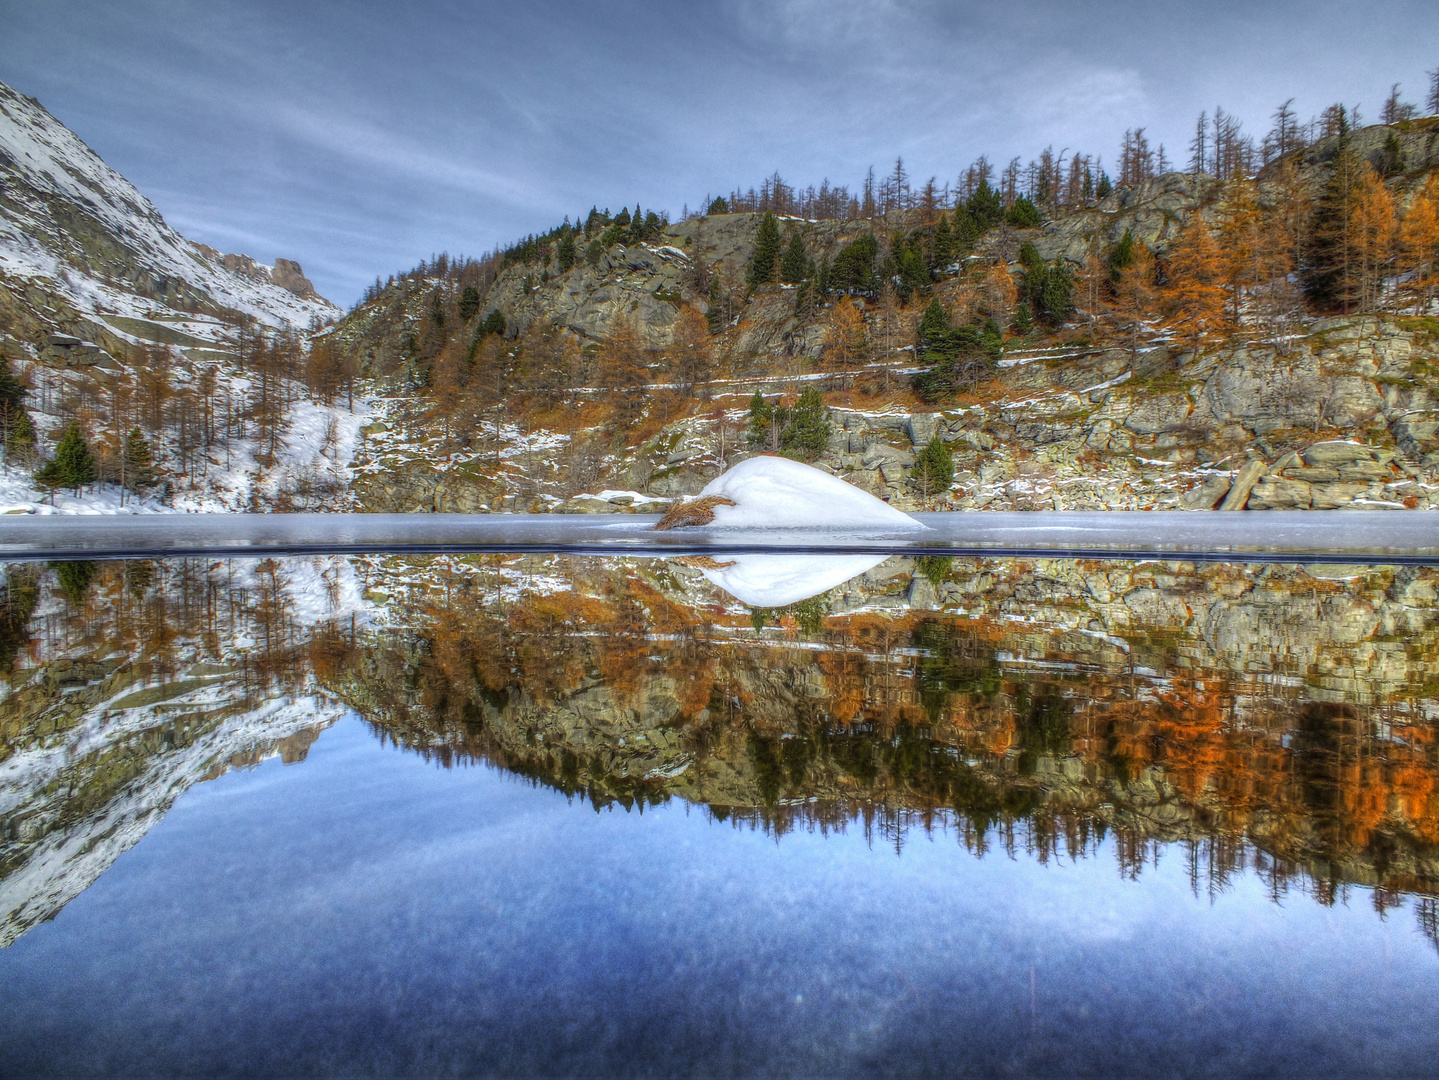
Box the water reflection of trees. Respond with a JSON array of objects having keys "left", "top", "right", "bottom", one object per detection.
[
  {"left": 327, "top": 556, "right": 1439, "bottom": 932},
  {"left": 3, "top": 553, "right": 1439, "bottom": 949}
]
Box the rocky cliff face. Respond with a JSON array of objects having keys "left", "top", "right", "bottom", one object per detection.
[{"left": 333, "top": 313, "right": 1439, "bottom": 515}]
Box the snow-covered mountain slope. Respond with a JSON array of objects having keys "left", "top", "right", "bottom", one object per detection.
[{"left": 0, "top": 80, "right": 338, "bottom": 328}]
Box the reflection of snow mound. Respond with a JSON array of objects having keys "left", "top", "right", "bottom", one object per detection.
[
  {"left": 695, "top": 553, "right": 886, "bottom": 608},
  {"left": 698, "top": 457, "right": 925, "bottom": 530}
]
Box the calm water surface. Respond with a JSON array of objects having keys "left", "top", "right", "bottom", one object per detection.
[{"left": 1, "top": 551, "right": 1437, "bottom": 1077}]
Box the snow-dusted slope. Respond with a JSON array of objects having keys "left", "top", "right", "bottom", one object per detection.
[{"left": 0, "top": 80, "right": 338, "bottom": 328}]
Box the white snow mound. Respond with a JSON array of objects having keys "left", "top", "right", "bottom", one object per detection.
[
  {"left": 698, "top": 456, "right": 925, "bottom": 530},
  {"left": 696, "top": 553, "right": 887, "bottom": 608}
]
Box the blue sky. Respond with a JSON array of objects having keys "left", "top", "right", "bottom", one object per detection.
[{"left": 3, "top": 0, "right": 1435, "bottom": 306}]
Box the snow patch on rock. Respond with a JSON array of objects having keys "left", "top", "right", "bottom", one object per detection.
[{"left": 697, "top": 456, "right": 926, "bottom": 530}]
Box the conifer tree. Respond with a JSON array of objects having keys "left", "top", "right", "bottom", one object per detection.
[
  {"left": 1114, "top": 242, "right": 1157, "bottom": 359},
  {"left": 556, "top": 233, "right": 577, "bottom": 272},
  {"left": 747, "top": 212, "right": 782, "bottom": 287},
  {"left": 746, "top": 390, "right": 775, "bottom": 450},
  {"left": 1005, "top": 195, "right": 1043, "bottom": 227},
  {"left": 1165, "top": 217, "right": 1226, "bottom": 349},
  {"left": 34, "top": 423, "right": 98, "bottom": 499},
  {"left": 1039, "top": 259, "right": 1075, "bottom": 324},
  {"left": 823, "top": 298, "right": 867, "bottom": 366},
  {"left": 1303, "top": 137, "right": 1361, "bottom": 311},
  {"left": 1399, "top": 175, "right": 1439, "bottom": 312},
  {"left": 782, "top": 387, "right": 831, "bottom": 461},
  {"left": 458, "top": 285, "right": 481, "bottom": 321},
  {"left": 122, "top": 427, "right": 157, "bottom": 499},
  {"left": 706, "top": 276, "right": 727, "bottom": 334},
  {"left": 707, "top": 196, "right": 729, "bottom": 215},
  {"left": 1108, "top": 229, "right": 1137, "bottom": 287},
  {"left": 6, "top": 410, "right": 35, "bottom": 465},
  {"left": 1096, "top": 172, "right": 1113, "bottom": 199},
  {"left": 916, "top": 297, "right": 951, "bottom": 354},
  {"left": 1351, "top": 163, "right": 1396, "bottom": 311},
  {"left": 911, "top": 434, "right": 954, "bottom": 503},
  {"left": 780, "top": 232, "right": 809, "bottom": 283},
  {"left": 967, "top": 178, "right": 1004, "bottom": 231},
  {"left": 932, "top": 214, "right": 955, "bottom": 270}
]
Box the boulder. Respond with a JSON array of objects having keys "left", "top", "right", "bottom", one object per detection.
[
  {"left": 1303, "top": 441, "right": 1375, "bottom": 467},
  {"left": 1248, "top": 477, "right": 1312, "bottom": 510},
  {"left": 1180, "top": 474, "right": 1231, "bottom": 510},
  {"left": 1219, "top": 459, "right": 1267, "bottom": 510}
]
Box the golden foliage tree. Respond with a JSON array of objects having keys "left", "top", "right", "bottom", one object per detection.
[
  {"left": 822, "top": 297, "right": 867, "bottom": 367},
  {"left": 1399, "top": 175, "right": 1439, "bottom": 313},
  {"left": 1164, "top": 216, "right": 1226, "bottom": 351},
  {"left": 1351, "top": 163, "right": 1396, "bottom": 312}
]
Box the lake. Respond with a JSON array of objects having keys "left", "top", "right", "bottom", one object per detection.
[{"left": 1, "top": 540, "right": 1437, "bottom": 1076}]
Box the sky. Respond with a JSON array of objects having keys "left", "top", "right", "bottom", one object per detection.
[{"left": 2, "top": 0, "right": 1436, "bottom": 307}]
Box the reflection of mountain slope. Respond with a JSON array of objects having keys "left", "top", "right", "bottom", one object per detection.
[
  {"left": 0, "top": 669, "right": 341, "bottom": 947},
  {"left": 0, "top": 556, "right": 365, "bottom": 947}
]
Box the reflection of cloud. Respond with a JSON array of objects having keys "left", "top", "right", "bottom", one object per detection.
[{"left": 686, "top": 553, "right": 885, "bottom": 608}]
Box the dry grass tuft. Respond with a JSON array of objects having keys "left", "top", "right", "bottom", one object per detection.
[
  {"left": 672, "top": 555, "right": 737, "bottom": 570},
  {"left": 653, "top": 494, "right": 737, "bottom": 530}
]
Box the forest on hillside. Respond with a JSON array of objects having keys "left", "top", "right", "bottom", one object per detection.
[{"left": 321, "top": 76, "right": 1439, "bottom": 467}]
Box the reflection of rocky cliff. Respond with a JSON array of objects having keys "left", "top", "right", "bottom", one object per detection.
[
  {"left": 0, "top": 559, "right": 356, "bottom": 947},
  {"left": 333, "top": 554, "right": 1439, "bottom": 903}
]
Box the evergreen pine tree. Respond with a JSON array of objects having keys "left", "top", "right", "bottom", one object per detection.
[
  {"left": 1005, "top": 195, "right": 1043, "bottom": 227},
  {"left": 1014, "top": 301, "right": 1033, "bottom": 334},
  {"left": 911, "top": 434, "right": 954, "bottom": 501},
  {"left": 747, "top": 212, "right": 782, "bottom": 287},
  {"left": 53, "top": 423, "right": 98, "bottom": 496},
  {"left": 457, "top": 285, "right": 481, "bottom": 321},
  {"left": 746, "top": 390, "right": 774, "bottom": 448},
  {"left": 556, "top": 233, "right": 577, "bottom": 272},
  {"left": 917, "top": 298, "right": 952, "bottom": 355},
  {"left": 1096, "top": 172, "right": 1113, "bottom": 199},
  {"left": 932, "top": 213, "right": 955, "bottom": 270},
  {"left": 6, "top": 410, "right": 35, "bottom": 465},
  {"left": 706, "top": 276, "right": 726, "bottom": 334},
  {"left": 0, "top": 357, "right": 25, "bottom": 416},
  {"left": 1040, "top": 259, "right": 1075, "bottom": 324},
  {"left": 967, "top": 178, "right": 1005, "bottom": 231},
  {"left": 1108, "top": 229, "right": 1137, "bottom": 287},
  {"left": 780, "top": 232, "right": 809, "bottom": 283},
  {"left": 707, "top": 196, "right": 729, "bottom": 215},
  {"left": 1303, "top": 136, "right": 1362, "bottom": 311},
  {"left": 781, "top": 387, "right": 831, "bottom": 462},
  {"left": 122, "top": 427, "right": 157, "bottom": 497}
]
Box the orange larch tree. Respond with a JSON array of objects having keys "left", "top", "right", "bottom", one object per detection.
[
  {"left": 1350, "top": 162, "right": 1396, "bottom": 312},
  {"left": 1399, "top": 174, "right": 1439, "bottom": 313},
  {"left": 1164, "top": 216, "right": 1226, "bottom": 351}
]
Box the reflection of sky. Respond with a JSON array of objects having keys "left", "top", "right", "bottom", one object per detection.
[{"left": 2, "top": 717, "right": 1436, "bottom": 1076}]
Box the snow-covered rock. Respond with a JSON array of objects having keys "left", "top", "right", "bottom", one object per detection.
[{"left": 688, "top": 456, "right": 925, "bottom": 530}]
